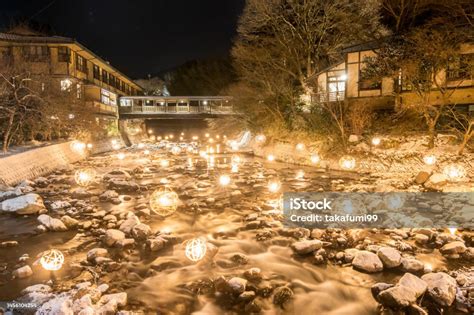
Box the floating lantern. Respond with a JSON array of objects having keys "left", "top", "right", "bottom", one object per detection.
[
  {"left": 157, "top": 136, "right": 162, "bottom": 141},
  {"left": 181, "top": 132, "right": 185, "bottom": 136},
  {"left": 169, "top": 134, "right": 174, "bottom": 139},
  {"left": 339, "top": 155, "right": 356, "bottom": 170},
  {"left": 296, "top": 143, "right": 305, "bottom": 151},
  {"left": 74, "top": 168, "right": 96, "bottom": 187},
  {"left": 295, "top": 170, "right": 305, "bottom": 180},
  {"left": 117, "top": 153, "right": 126, "bottom": 160},
  {"left": 216, "top": 135, "right": 220, "bottom": 139},
  {"left": 267, "top": 154, "right": 275, "bottom": 162},
  {"left": 371, "top": 137, "right": 381, "bottom": 146},
  {"left": 448, "top": 227, "right": 457, "bottom": 235},
  {"left": 208, "top": 138, "right": 214, "bottom": 143},
  {"left": 443, "top": 164, "right": 466, "bottom": 182},
  {"left": 256, "top": 134, "right": 266, "bottom": 143},
  {"left": 164, "top": 136, "right": 169, "bottom": 140},
  {"left": 160, "top": 159, "right": 170, "bottom": 168},
  {"left": 185, "top": 238, "right": 207, "bottom": 262},
  {"left": 268, "top": 180, "right": 281, "bottom": 193},
  {"left": 40, "top": 249, "right": 64, "bottom": 271},
  {"left": 423, "top": 154, "right": 436, "bottom": 166},
  {"left": 310, "top": 154, "right": 320, "bottom": 164},
  {"left": 149, "top": 186, "right": 179, "bottom": 216},
  {"left": 171, "top": 146, "right": 182, "bottom": 155},
  {"left": 219, "top": 174, "right": 231, "bottom": 186}
]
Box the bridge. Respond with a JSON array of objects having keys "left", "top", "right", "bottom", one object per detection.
[{"left": 118, "top": 96, "right": 234, "bottom": 119}]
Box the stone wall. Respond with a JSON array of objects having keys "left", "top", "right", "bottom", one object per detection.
[{"left": 0, "top": 137, "right": 125, "bottom": 187}]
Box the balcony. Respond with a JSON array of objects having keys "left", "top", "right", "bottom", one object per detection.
[
  {"left": 86, "top": 101, "right": 118, "bottom": 116},
  {"left": 313, "top": 91, "right": 345, "bottom": 103}
]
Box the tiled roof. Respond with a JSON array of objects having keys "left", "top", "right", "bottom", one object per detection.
[{"left": 0, "top": 32, "right": 74, "bottom": 43}]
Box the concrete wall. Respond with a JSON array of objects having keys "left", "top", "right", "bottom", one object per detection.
[{"left": 0, "top": 137, "right": 124, "bottom": 187}]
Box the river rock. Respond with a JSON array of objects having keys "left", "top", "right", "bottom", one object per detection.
[
  {"left": 440, "top": 241, "right": 467, "bottom": 255},
  {"left": 401, "top": 258, "right": 424, "bottom": 273},
  {"left": 20, "top": 284, "right": 54, "bottom": 305},
  {"left": 104, "top": 229, "right": 125, "bottom": 247},
  {"left": 377, "top": 247, "right": 401, "bottom": 268},
  {"left": 352, "top": 251, "right": 383, "bottom": 273},
  {"left": 371, "top": 283, "right": 394, "bottom": 301},
  {"left": 119, "top": 214, "right": 140, "bottom": 234},
  {"left": 291, "top": 240, "right": 323, "bottom": 255},
  {"left": 98, "top": 292, "right": 127, "bottom": 311},
  {"left": 378, "top": 285, "right": 417, "bottom": 308},
  {"left": 414, "top": 171, "right": 431, "bottom": 185},
  {"left": 227, "top": 277, "right": 247, "bottom": 294},
  {"left": 13, "top": 265, "right": 33, "bottom": 279},
  {"left": 0, "top": 193, "right": 45, "bottom": 214},
  {"left": 424, "top": 174, "right": 447, "bottom": 190},
  {"left": 273, "top": 286, "right": 293, "bottom": 305},
  {"left": 37, "top": 214, "right": 68, "bottom": 231},
  {"left": 147, "top": 237, "right": 167, "bottom": 252},
  {"left": 131, "top": 223, "right": 151, "bottom": 240},
  {"left": 397, "top": 273, "right": 427, "bottom": 298},
  {"left": 61, "top": 215, "right": 79, "bottom": 229},
  {"left": 87, "top": 248, "right": 108, "bottom": 263},
  {"left": 421, "top": 272, "right": 457, "bottom": 306}
]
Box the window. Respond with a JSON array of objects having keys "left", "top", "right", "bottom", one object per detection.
[
  {"left": 359, "top": 69, "right": 382, "bottom": 90},
  {"left": 120, "top": 99, "right": 132, "bottom": 106},
  {"left": 60, "top": 79, "right": 73, "bottom": 91},
  {"left": 93, "top": 64, "right": 100, "bottom": 80},
  {"left": 22, "top": 46, "right": 49, "bottom": 61},
  {"left": 447, "top": 54, "right": 473, "bottom": 81},
  {"left": 102, "top": 69, "right": 108, "bottom": 83},
  {"left": 108, "top": 74, "right": 115, "bottom": 87},
  {"left": 324, "top": 74, "right": 346, "bottom": 101},
  {"left": 101, "top": 89, "right": 117, "bottom": 106},
  {"left": 58, "top": 47, "right": 70, "bottom": 62},
  {"left": 76, "top": 54, "right": 87, "bottom": 73}
]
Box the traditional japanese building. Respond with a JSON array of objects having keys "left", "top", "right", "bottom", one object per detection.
[{"left": 0, "top": 28, "right": 143, "bottom": 120}]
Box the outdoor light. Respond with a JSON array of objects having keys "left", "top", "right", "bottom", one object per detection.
[
  {"left": 267, "top": 154, "right": 275, "bottom": 162},
  {"left": 216, "top": 135, "right": 220, "bottom": 139},
  {"left": 203, "top": 100, "right": 208, "bottom": 105},
  {"left": 339, "top": 74, "right": 347, "bottom": 80},
  {"left": 256, "top": 134, "right": 266, "bottom": 143},
  {"left": 199, "top": 151, "right": 207, "bottom": 158},
  {"left": 295, "top": 170, "right": 305, "bottom": 179},
  {"left": 339, "top": 155, "right": 356, "bottom": 170},
  {"left": 40, "top": 249, "right": 64, "bottom": 271},
  {"left": 148, "top": 129, "right": 153, "bottom": 134},
  {"left": 164, "top": 136, "right": 169, "bottom": 140},
  {"left": 149, "top": 186, "right": 179, "bottom": 216},
  {"left": 171, "top": 146, "right": 182, "bottom": 155},
  {"left": 160, "top": 101, "right": 165, "bottom": 105},
  {"left": 138, "top": 143, "right": 145, "bottom": 149},
  {"left": 192, "top": 136, "right": 199, "bottom": 140},
  {"left": 117, "top": 153, "right": 126, "bottom": 160},
  {"left": 296, "top": 143, "right": 305, "bottom": 151},
  {"left": 231, "top": 154, "right": 242, "bottom": 164},
  {"left": 205, "top": 133, "right": 210, "bottom": 138},
  {"left": 181, "top": 132, "right": 185, "bottom": 136},
  {"left": 169, "top": 134, "right": 174, "bottom": 139},
  {"left": 157, "top": 136, "right": 162, "bottom": 141},
  {"left": 112, "top": 143, "right": 121, "bottom": 150},
  {"left": 443, "top": 164, "right": 466, "bottom": 181},
  {"left": 268, "top": 180, "right": 281, "bottom": 193},
  {"left": 160, "top": 159, "right": 170, "bottom": 168},
  {"left": 180, "top": 136, "right": 184, "bottom": 141},
  {"left": 371, "top": 137, "right": 381, "bottom": 146},
  {"left": 448, "top": 227, "right": 458, "bottom": 235},
  {"left": 208, "top": 138, "right": 214, "bottom": 143},
  {"left": 86, "top": 143, "right": 93, "bottom": 149},
  {"left": 187, "top": 158, "right": 193, "bottom": 168},
  {"left": 219, "top": 174, "right": 231, "bottom": 186},
  {"left": 68, "top": 113, "right": 75, "bottom": 119},
  {"left": 144, "top": 149, "right": 150, "bottom": 155},
  {"left": 70, "top": 141, "right": 86, "bottom": 153},
  {"left": 185, "top": 238, "right": 207, "bottom": 262},
  {"left": 74, "top": 168, "right": 96, "bottom": 187},
  {"left": 310, "top": 154, "right": 321, "bottom": 164},
  {"left": 216, "top": 144, "right": 220, "bottom": 153},
  {"left": 423, "top": 154, "right": 436, "bottom": 165},
  {"left": 230, "top": 141, "right": 240, "bottom": 151}
]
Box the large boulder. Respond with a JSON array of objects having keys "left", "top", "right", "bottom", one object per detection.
[
  {"left": 397, "top": 273, "right": 427, "bottom": 298},
  {"left": 440, "top": 241, "right": 467, "bottom": 255},
  {"left": 352, "top": 251, "right": 383, "bottom": 273},
  {"left": 421, "top": 272, "right": 457, "bottom": 306},
  {"left": 104, "top": 229, "right": 125, "bottom": 247},
  {"left": 377, "top": 247, "right": 401, "bottom": 268},
  {"left": 378, "top": 285, "right": 417, "bottom": 309},
  {"left": 13, "top": 265, "right": 33, "bottom": 279},
  {"left": 37, "top": 214, "right": 68, "bottom": 232},
  {"left": 0, "top": 193, "right": 45, "bottom": 214},
  {"left": 424, "top": 174, "right": 447, "bottom": 190}
]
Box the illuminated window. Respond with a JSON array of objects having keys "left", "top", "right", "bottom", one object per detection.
[
  {"left": 60, "top": 79, "right": 72, "bottom": 91},
  {"left": 76, "top": 54, "right": 87, "bottom": 73},
  {"left": 120, "top": 99, "right": 132, "bottom": 106},
  {"left": 76, "top": 84, "right": 82, "bottom": 99},
  {"left": 101, "top": 89, "right": 117, "bottom": 105}
]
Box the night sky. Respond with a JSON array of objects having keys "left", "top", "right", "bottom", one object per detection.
[{"left": 0, "top": 0, "right": 245, "bottom": 79}]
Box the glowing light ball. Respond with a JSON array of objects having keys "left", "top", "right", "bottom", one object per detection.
[
  {"left": 160, "top": 159, "right": 170, "bottom": 168},
  {"left": 208, "top": 138, "right": 214, "bottom": 143},
  {"left": 216, "top": 135, "right": 220, "bottom": 139},
  {"left": 179, "top": 136, "right": 184, "bottom": 141},
  {"left": 128, "top": 127, "right": 140, "bottom": 136},
  {"left": 443, "top": 164, "right": 467, "bottom": 181},
  {"left": 231, "top": 164, "right": 239, "bottom": 173},
  {"left": 205, "top": 133, "right": 210, "bottom": 138},
  {"left": 231, "top": 155, "right": 242, "bottom": 164},
  {"left": 268, "top": 180, "right": 281, "bottom": 193},
  {"left": 164, "top": 136, "right": 169, "bottom": 140},
  {"left": 112, "top": 143, "right": 121, "bottom": 150},
  {"left": 171, "top": 146, "right": 182, "bottom": 155},
  {"left": 208, "top": 147, "right": 215, "bottom": 154},
  {"left": 423, "top": 154, "right": 436, "bottom": 165},
  {"left": 157, "top": 136, "right": 162, "bottom": 141},
  {"left": 230, "top": 141, "right": 239, "bottom": 151},
  {"left": 169, "top": 134, "right": 174, "bottom": 139},
  {"left": 137, "top": 143, "right": 145, "bottom": 149},
  {"left": 371, "top": 137, "right": 381, "bottom": 146},
  {"left": 144, "top": 149, "right": 150, "bottom": 155},
  {"left": 256, "top": 134, "right": 266, "bottom": 143},
  {"left": 185, "top": 238, "right": 207, "bottom": 262},
  {"left": 147, "top": 129, "right": 153, "bottom": 134},
  {"left": 74, "top": 168, "right": 96, "bottom": 187},
  {"left": 111, "top": 139, "right": 117, "bottom": 145},
  {"left": 192, "top": 136, "right": 199, "bottom": 140},
  {"left": 40, "top": 249, "right": 64, "bottom": 271},
  {"left": 70, "top": 141, "right": 86, "bottom": 153},
  {"left": 310, "top": 154, "right": 321, "bottom": 164},
  {"left": 199, "top": 151, "right": 208, "bottom": 158},
  {"left": 267, "top": 154, "right": 275, "bottom": 162},
  {"left": 448, "top": 227, "right": 457, "bottom": 235},
  {"left": 339, "top": 155, "right": 356, "bottom": 170},
  {"left": 117, "top": 153, "right": 126, "bottom": 160},
  {"left": 295, "top": 170, "right": 305, "bottom": 180},
  {"left": 181, "top": 132, "right": 185, "bottom": 136},
  {"left": 149, "top": 135, "right": 156, "bottom": 142},
  {"left": 219, "top": 174, "right": 231, "bottom": 186},
  {"left": 149, "top": 186, "right": 179, "bottom": 216},
  {"left": 86, "top": 143, "right": 93, "bottom": 149},
  {"left": 296, "top": 143, "right": 305, "bottom": 151}
]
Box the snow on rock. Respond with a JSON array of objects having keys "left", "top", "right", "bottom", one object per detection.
[
  {"left": 37, "top": 214, "right": 68, "bottom": 231},
  {"left": 12, "top": 265, "right": 33, "bottom": 279},
  {"left": 0, "top": 193, "right": 45, "bottom": 214}
]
